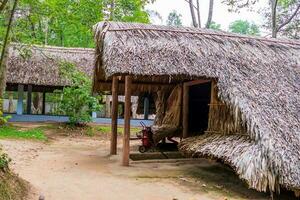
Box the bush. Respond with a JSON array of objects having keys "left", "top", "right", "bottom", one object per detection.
[
  {"left": 55, "top": 62, "right": 101, "bottom": 126},
  {"left": 0, "top": 151, "right": 11, "bottom": 172},
  {"left": 0, "top": 99, "right": 11, "bottom": 126}
]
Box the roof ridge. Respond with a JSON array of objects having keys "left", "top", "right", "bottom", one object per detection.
[{"left": 103, "top": 22, "right": 300, "bottom": 46}]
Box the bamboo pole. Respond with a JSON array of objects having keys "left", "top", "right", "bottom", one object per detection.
[
  {"left": 182, "top": 82, "right": 189, "bottom": 138},
  {"left": 110, "top": 76, "right": 119, "bottom": 155},
  {"left": 122, "top": 75, "right": 131, "bottom": 166}
]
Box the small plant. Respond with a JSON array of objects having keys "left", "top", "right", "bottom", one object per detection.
[
  {"left": 0, "top": 149, "right": 11, "bottom": 172},
  {"left": 54, "top": 62, "right": 101, "bottom": 126},
  {"left": 0, "top": 99, "right": 11, "bottom": 126}
]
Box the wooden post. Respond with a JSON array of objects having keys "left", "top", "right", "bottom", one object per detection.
[
  {"left": 26, "top": 85, "right": 32, "bottom": 114},
  {"left": 122, "top": 75, "right": 131, "bottom": 166},
  {"left": 182, "top": 82, "right": 189, "bottom": 139},
  {"left": 105, "top": 95, "right": 111, "bottom": 118},
  {"left": 143, "top": 96, "right": 149, "bottom": 120},
  {"left": 110, "top": 76, "right": 119, "bottom": 155},
  {"left": 42, "top": 92, "right": 46, "bottom": 115},
  {"left": 208, "top": 80, "right": 217, "bottom": 131},
  {"left": 17, "top": 84, "right": 24, "bottom": 115}
]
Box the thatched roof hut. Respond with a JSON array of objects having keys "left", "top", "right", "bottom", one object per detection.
[
  {"left": 6, "top": 43, "right": 95, "bottom": 87},
  {"left": 92, "top": 21, "right": 300, "bottom": 195}
]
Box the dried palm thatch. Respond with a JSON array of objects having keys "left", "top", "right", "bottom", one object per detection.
[
  {"left": 152, "top": 85, "right": 182, "bottom": 143},
  {"left": 6, "top": 43, "right": 95, "bottom": 86},
  {"left": 93, "top": 21, "right": 300, "bottom": 195}
]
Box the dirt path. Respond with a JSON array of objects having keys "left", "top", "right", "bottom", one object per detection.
[{"left": 0, "top": 132, "right": 294, "bottom": 200}]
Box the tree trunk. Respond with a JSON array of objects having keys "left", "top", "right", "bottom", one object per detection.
[
  {"left": 206, "top": 0, "right": 214, "bottom": 28},
  {"left": 271, "top": 0, "right": 278, "bottom": 38},
  {"left": 196, "top": 0, "right": 201, "bottom": 28},
  {"left": 189, "top": 0, "right": 198, "bottom": 28},
  {"left": 0, "top": 0, "right": 19, "bottom": 100}
]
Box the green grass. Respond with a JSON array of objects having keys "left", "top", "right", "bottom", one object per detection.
[{"left": 0, "top": 126, "right": 47, "bottom": 141}]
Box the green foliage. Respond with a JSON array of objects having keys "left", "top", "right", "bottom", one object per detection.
[
  {"left": 0, "top": 126, "right": 47, "bottom": 141},
  {"left": 0, "top": 152, "right": 11, "bottom": 172},
  {"left": 0, "top": 0, "right": 152, "bottom": 48},
  {"left": 55, "top": 62, "right": 101, "bottom": 126},
  {"left": 166, "top": 10, "right": 182, "bottom": 26},
  {"left": 229, "top": 20, "right": 260, "bottom": 35},
  {"left": 0, "top": 99, "right": 11, "bottom": 126},
  {"left": 208, "top": 21, "right": 221, "bottom": 30}
]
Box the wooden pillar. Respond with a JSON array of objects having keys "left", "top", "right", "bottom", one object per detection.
[
  {"left": 110, "top": 76, "right": 119, "bottom": 155},
  {"left": 26, "top": 85, "right": 32, "bottom": 114},
  {"left": 143, "top": 96, "right": 149, "bottom": 120},
  {"left": 208, "top": 80, "right": 217, "bottom": 131},
  {"left": 105, "top": 95, "right": 111, "bottom": 118},
  {"left": 8, "top": 91, "right": 14, "bottom": 113},
  {"left": 122, "top": 75, "right": 131, "bottom": 166},
  {"left": 42, "top": 92, "right": 46, "bottom": 115},
  {"left": 182, "top": 82, "right": 189, "bottom": 139},
  {"left": 17, "top": 84, "right": 24, "bottom": 115}
]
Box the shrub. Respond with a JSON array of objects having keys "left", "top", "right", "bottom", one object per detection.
[
  {"left": 0, "top": 149, "right": 11, "bottom": 172},
  {"left": 55, "top": 62, "right": 101, "bottom": 126},
  {"left": 0, "top": 99, "right": 11, "bottom": 126}
]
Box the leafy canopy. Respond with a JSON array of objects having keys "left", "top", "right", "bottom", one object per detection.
[
  {"left": 229, "top": 20, "right": 260, "bottom": 36},
  {"left": 1, "top": 0, "right": 152, "bottom": 48},
  {"left": 166, "top": 10, "right": 182, "bottom": 26}
]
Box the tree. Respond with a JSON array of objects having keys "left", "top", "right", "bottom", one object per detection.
[
  {"left": 3, "top": 0, "right": 152, "bottom": 48},
  {"left": 229, "top": 20, "right": 260, "bottom": 35},
  {"left": 0, "top": 0, "right": 18, "bottom": 114},
  {"left": 166, "top": 10, "right": 182, "bottom": 26},
  {"left": 208, "top": 21, "right": 221, "bottom": 30},
  {"left": 222, "top": 0, "right": 300, "bottom": 38},
  {"left": 186, "top": 0, "right": 214, "bottom": 28},
  {"left": 55, "top": 62, "right": 101, "bottom": 126}
]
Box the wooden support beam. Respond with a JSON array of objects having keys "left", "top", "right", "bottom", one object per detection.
[
  {"left": 182, "top": 82, "right": 189, "bottom": 139},
  {"left": 42, "top": 92, "right": 46, "bottom": 115},
  {"left": 143, "top": 96, "right": 149, "bottom": 120},
  {"left": 184, "top": 79, "right": 211, "bottom": 87},
  {"left": 208, "top": 80, "right": 218, "bottom": 131},
  {"left": 122, "top": 75, "right": 132, "bottom": 166},
  {"left": 26, "top": 85, "right": 32, "bottom": 114},
  {"left": 110, "top": 77, "right": 119, "bottom": 155},
  {"left": 17, "top": 84, "right": 24, "bottom": 115}
]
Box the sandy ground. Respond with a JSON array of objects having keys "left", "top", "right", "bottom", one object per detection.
[{"left": 0, "top": 123, "right": 296, "bottom": 200}]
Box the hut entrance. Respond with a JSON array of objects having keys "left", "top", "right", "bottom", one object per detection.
[{"left": 188, "top": 82, "right": 211, "bottom": 136}]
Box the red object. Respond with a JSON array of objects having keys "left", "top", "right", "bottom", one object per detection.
[
  {"left": 141, "top": 127, "right": 152, "bottom": 148},
  {"left": 136, "top": 122, "right": 154, "bottom": 153}
]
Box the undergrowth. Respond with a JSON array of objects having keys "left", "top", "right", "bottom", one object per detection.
[{"left": 0, "top": 126, "right": 47, "bottom": 141}]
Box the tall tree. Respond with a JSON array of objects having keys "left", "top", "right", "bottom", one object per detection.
[
  {"left": 222, "top": 0, "right": 300, "bottom": 38},
  {"left": 166, "top": 10, "right": 182, "bottom": 26},
  {"left": 0, "top": 0, "right": 18, "bottom": 99},
  {"left": 206, "top": 0, "right": 214, "bottom": 28},
  {"left": 186, "top": 0, "right": 215, "bottom": 28},
  {"left": 229, "top": 20, "right": 260, "bottom": 35}
]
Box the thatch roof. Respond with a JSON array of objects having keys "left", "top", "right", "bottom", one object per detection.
[
  {"left": 6, "top": 43, "right": 95, "bottom": 87},
  {"left": 93, "top": 21, "right": 300, "bottom": 195}
]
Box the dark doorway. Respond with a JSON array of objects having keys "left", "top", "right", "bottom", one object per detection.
[{"left": 188, "top": 82, "right": 211, "bottom": 136}]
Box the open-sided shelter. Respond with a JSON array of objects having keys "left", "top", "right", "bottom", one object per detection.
[
  {"left": 5, "top": 43, "right": 94, "bottom": 115},
  {"left": 92, "top": 21, "right": 300, "bottom": 196}
]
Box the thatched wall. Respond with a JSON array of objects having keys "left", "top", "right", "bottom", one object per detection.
[
  {"left": 6, "top": 43, "right": 95, "bottom": 86},
  {"left": 93, "top": 21, "right": 300, "bottom": 195}
]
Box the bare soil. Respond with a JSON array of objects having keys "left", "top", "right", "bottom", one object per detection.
[{"left": 0, "top": 123, "right": 296, "bottom": 200}]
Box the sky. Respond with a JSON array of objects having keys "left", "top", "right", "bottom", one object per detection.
[{"left": 146, "top": 0, "right": 269, "bottom": 31}]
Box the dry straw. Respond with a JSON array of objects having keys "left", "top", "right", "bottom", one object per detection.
[
  {"left": 93, "top": 21, "right": 300, "bottom": 195},
  {"left": 6, "top": 43, "right": 95, "bottom": 86}
]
